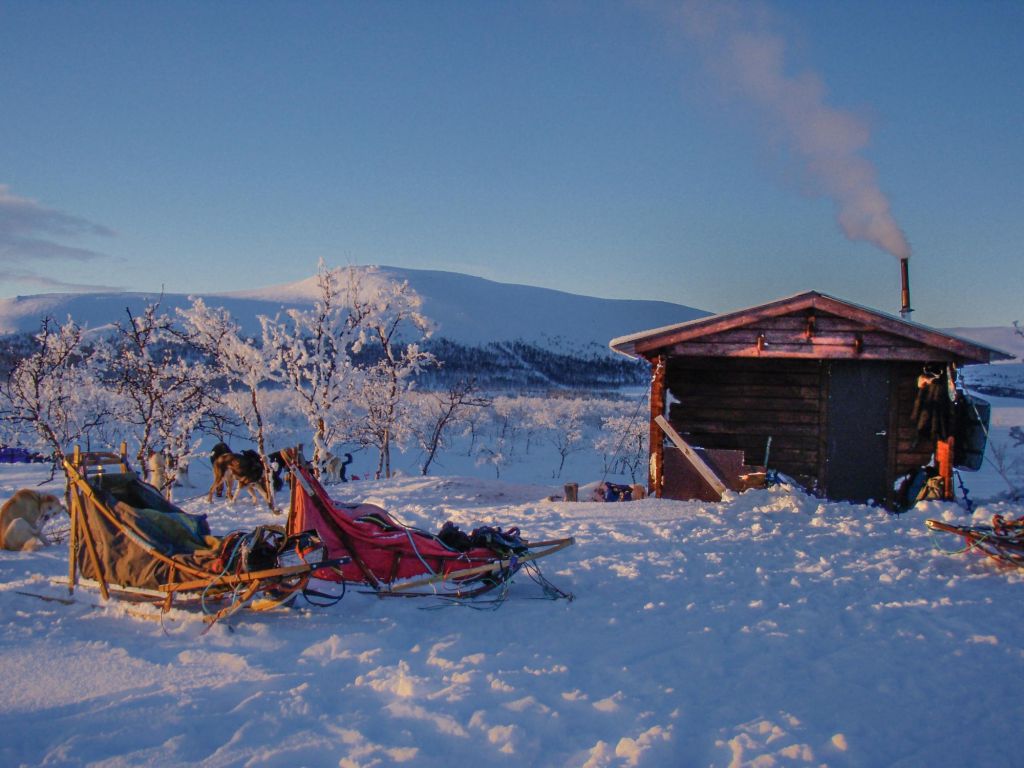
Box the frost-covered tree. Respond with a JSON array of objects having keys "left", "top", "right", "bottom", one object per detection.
[
  {"left": 262, "top": 261, "right": 373, "bottom": 473},
  {"left": 488, "top": 396, "right": 530, "bottom": 458},
  {"left": 474, "top": 398, "right": 526, "bottom": 479},
  {"left": 98, "top": 301, "right": 215, "bottom": 488},
  {"left": 0, "top": 316, "right": 111, "bottom": 464},
  {"left": 460, "top": 399, "right": 490, "bottom": 457},
  {"left": 530, "top": 397, "right": 589, "bottom": 479},
  {"left": 412, "top": 379, "right": 491, "bottom": 476},
  {"left": 354, "top": 274, "right": 435, "bottom": 479},
  {"left": 594, "top": 412, "right": 648, "bottom": 482},
  {"left": 177, "top": 298, "right": 279, "bottom": 511}
]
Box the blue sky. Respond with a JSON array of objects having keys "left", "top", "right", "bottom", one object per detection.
[{"left": 0, "top": 1, "right": 1020, "bottom": 327}]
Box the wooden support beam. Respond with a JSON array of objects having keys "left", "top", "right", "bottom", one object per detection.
[
  {"left": 648, "top": 355, "right": 666, "bottom": 498},
  {"left": 654, "top": 415, "right": 728, "bottom": 499},
  {"left": 936, "top": 437, "right": 955, "bottom": 501}
]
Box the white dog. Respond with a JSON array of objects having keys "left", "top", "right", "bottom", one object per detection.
[
  {"left": 0, "top": 489, "right": 65, "bottom": 552},
  {"left": 320, "top": 451, "right": 353, "bottom": 484},
  {"left": 173, "top": 460, "right": 193, "bottom": 489},
  {"left": 147, "top": 449, "right": 171, "bottom": 499}
]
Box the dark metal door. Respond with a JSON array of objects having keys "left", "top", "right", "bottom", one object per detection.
[{"left": 825, "top": 362, "right": 891, "bottom": 504}]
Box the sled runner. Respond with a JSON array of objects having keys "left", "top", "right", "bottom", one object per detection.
[
  {"left": 63, "top": 445, "right": 345, "bottom": 625},
  {"left": 280, "top": 448, "right": 575, "bottom": 600},
  {"left": 925, "top": 516, "right": 1024, "bottom": 569}
]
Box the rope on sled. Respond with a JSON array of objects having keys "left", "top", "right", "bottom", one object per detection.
[
  {"left": 926, "top": 526, "right": 979, "bottom": 557},
  {"left": 522, "top": 561, "right": 575, "bottom": 602},
  {"left": 927, "top": 519, "right": 1024, "bottom": 568},
  {"left": 200, "top": 531, "right": 249, "bottom": 617}
]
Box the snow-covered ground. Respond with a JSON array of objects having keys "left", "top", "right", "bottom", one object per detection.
[{"left": 2, "top": 390, "right": 1024, "bottom": 768}]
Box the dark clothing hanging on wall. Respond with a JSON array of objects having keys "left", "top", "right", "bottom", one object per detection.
[{"left": 910, "top": 375, "right": 955, "bottom": 444}]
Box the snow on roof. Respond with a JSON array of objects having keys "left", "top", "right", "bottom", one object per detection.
[{"left": 609, "top": 290, "right": 1014, "bottom": 363}]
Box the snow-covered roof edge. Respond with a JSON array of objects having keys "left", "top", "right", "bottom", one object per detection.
[{"left": 608, "top": 290, "right": 1015, "bottom": 363}]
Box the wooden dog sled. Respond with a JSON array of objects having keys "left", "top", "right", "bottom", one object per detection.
[{"left": 62, "top": 445, "right": 344, "bottom": 625}]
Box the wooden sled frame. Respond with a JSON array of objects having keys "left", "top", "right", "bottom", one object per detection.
[
  {"left": 63, "top": 445, "right": 339, "bottom": 623},
  {"left": 381, "top": 536, "right": 576, "bottom": 598},
  {"left": 281, "top": 447, "right": 575, "bottom": 599},
  {"left": 926, "top": 518, "right": 1024, "bottom": 569}
]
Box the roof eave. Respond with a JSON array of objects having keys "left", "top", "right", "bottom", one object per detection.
[{"left": 608, "top": 291, "right": 1014, "bottom": 365}]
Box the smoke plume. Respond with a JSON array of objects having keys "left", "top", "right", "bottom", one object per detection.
[{"left": 675, "top": 1, "right": 911, "bottom": 260}]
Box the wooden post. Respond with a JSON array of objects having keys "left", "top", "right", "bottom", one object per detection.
[
  {"left": 936, "top": 437, "right": 955, "bottom": 501},
  {"left": 564, "top": 483, "right": 578, "bottom": 502},
  {"left": 649, "top": 355, "right": 666, "bottom": 498},
  {"left": 67, "top": 448, "right": 80, "bottom": 594}
]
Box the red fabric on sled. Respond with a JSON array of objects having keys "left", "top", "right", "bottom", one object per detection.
[{"left": 286, "top": 466, "right": 505, "bottom": 585}]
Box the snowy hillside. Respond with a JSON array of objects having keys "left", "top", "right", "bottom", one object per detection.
[{"left": 0, "top": 266, "right": 707, "bottom": 353}]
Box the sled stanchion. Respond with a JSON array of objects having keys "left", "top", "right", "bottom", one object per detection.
[
  {"left": 75, "top": 491, "right": 111, "bottom": 601},
  {"left": 67, "top": 484, "right": 80, "bottom": 594}
]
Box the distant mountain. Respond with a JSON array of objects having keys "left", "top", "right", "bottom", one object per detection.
[
  {"left": 4, "top": 268, "right": 1013, "bottom": 391},
  {"left": 0, "top": 266, "right": 707, "bottom": 354},
  {"left": 0, "top": 266, "right": 710, "bottom": 390}
]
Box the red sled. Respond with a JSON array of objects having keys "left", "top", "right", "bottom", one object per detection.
[{"left": 281, "top": 449, "right": 574, "bottom": 600}]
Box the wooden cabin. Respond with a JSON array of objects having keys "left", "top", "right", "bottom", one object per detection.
[{"left": 610, "top": 291, "right": 1012, "bottom": 506}]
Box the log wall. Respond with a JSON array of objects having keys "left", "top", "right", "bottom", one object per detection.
[
  {"left": 666, "top": 357, "right": 825, "bottom": 490},
  {"left": 665, "top": 356, "right": 945, "bottom": 498}
]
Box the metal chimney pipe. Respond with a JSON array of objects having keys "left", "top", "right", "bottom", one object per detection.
[{"left": 899, "top": 257, "right": 912, "bottom": 319}]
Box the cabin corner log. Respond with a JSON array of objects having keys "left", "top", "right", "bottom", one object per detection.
[
  {"left": 936, "top": 437, "right": 955, "bottom": 501},
  {"left": 648, "top": 355, "right": 666, "bottom": 498}
]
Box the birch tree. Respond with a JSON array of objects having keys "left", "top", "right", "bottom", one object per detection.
[
  {"left": 0, "top": 316, "right": 111, "bottom": 465},
  {"left": 262, "top": 261, "right": 373, "bottom": 473},
  {"left": 354, "top": 274, "right": 435, "bottom": 478},
  {"left": 177, "top": 298, "right": 279, "bottom": 511},
  {"left": 99, "top": 301, "right": 214, "bottom": 487},
  {"left": 594, "top": 412, "right": 648, "bottom": 482},
  {"left": 412, "top": 379, "right": 491, "bottom": 476},
  {"left": 530, "top": 397, "right": 589, "bottom": 479}
]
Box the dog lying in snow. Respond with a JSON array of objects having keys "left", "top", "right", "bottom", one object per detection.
[{"left": 0, "top": 489, "right": 65, "bottom": 551}]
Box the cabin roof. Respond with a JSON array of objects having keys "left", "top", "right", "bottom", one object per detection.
[{"left": 609, "top": 290, "right": 1013, "bottom": 365}]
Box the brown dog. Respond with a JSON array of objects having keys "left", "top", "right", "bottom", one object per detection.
[
  {"left": 0, "top": 489, "right": 65, "bottom": 551},
  {"left": 207, "top": 450, "right": 273, "bottom": 506}
]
